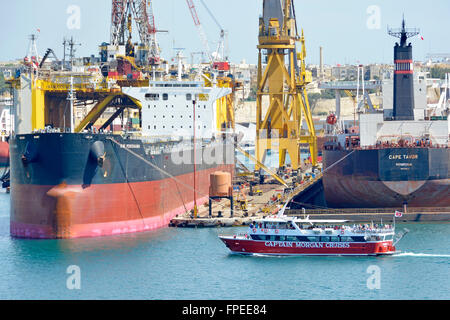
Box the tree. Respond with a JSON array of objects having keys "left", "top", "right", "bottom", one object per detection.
[{"left": 431, "top": 67, "right": 450, "bottom": 80}]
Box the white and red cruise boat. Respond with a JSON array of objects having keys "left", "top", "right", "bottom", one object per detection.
[{"left": 219, "top": 215, "right": 397, "bottom": 256}]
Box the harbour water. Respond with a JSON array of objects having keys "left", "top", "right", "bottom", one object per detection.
[{"left": 0, "top": 190, "right": 448, "bottom": 300}]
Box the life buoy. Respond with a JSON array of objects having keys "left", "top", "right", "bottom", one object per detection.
[
  {"left": 275, "top": 229, "right": 279, "bottom": 234},
  {"left": 340, "top": 230, "right": 345, "bottom": 235},
  {"left": 264, "top": 229, "right": 268, "bottom": 234},
  {"left": 253, "top": 228, "right": 257, "bottom": 233}
]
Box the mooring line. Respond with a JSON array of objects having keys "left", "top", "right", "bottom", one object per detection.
[{"left": 107, "top": 138, "right": 233, "bottom": 213}]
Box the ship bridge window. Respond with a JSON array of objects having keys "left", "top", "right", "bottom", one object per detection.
[
  {"left": 163, "top": 94, "right": 169, "bottom": 101},
  {"left": 145, "top": 93, "right": 159, "bottom": 101}
]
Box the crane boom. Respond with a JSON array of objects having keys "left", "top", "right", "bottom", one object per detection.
[{"left": 185, "top": 0, "right": 213, "bottom": 63}]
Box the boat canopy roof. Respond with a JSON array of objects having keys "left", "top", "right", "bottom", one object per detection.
[{"left": 253, "top": 217, "right": 349, "bottom": 224}]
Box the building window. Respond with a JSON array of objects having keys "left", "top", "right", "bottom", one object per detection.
[
  {"left": 186, "top": 93, "right": 192, "bottom": 101},
  {"left": 163, "top": 94, "right": 169, "bottom": 101}
]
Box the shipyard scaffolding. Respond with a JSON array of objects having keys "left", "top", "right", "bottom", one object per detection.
[{"left": 256, "top": 0, "right": 317, "bottom": 175}]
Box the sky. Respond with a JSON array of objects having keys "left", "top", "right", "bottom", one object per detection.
[{"left": 0, "top": 0, "right": 449, "bottom": 66}]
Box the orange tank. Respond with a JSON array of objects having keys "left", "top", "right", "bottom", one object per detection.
[
  {"left": 209, "top": 171, "right": 232, "bottom": 197},
  {"left": 0, "top": 141, "right": 9, "bottom": 166}
]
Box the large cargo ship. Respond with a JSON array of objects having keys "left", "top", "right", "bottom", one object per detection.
[
  {"left": 9, "top": 76, "right": 236, "bottom": 239},
  {"left": 10, "top": 132, "right": 233, "bottom": 239},
  {"left": 7, "top": 1, "right": 238, "bottom": 239},
  {"left": 322, "top": 19, "right": 449, "bottom": 209}
]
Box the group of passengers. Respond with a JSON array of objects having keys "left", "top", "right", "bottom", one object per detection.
[{"left": 351, "top": 224, "right": 393, "bottom": 231}]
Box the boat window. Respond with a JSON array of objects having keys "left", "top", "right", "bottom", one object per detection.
[
  {"left": 320, "top": 236, "right": 330, "bottom": 242},
  {"left": 269, "top": 236, "right": 277, "bottom": 241},
  {"left": 286, "top": 236, "right": 297, "bottom": 242},
  {"left": 330, "top": 237, "right": 339, "bottom": 242},
  {"left": 278, "top": 236, "right": 286, "bottom": 241},
  {"left": 385, "top": 235, "right": 393, "bottom": 241},
  {"left": 351, "top": 236, "right": 365, "bottom": 242},
  {"left": 306, "top": 236, "right": 317, "bottom": 242},
  {"left": 340, "top": 236, "right": 354, "bottom": 242},
  {"left": 145, "top": 93, "right": 159, "bottom": 101},
  {"left": 251, "top": 235, "right": 265, "bottom": 241}
]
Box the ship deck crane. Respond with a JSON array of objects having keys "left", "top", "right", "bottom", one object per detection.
[
  {"left": 256, "top": 0, "right": 318, "bottom": 172},
  {"left": 110, "top": 0, "right": 161, "bottom": 66}
]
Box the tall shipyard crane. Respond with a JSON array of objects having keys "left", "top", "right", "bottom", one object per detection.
[
  {"left": 256, "top": 0, "right": 317, "bottom": 172},
  {"left": 110, "top": 0, "right": 161, "bottom": 65}
]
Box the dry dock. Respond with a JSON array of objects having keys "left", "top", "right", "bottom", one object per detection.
[{"left": 170, "top": 172, "right": 450, "bottom": 228}]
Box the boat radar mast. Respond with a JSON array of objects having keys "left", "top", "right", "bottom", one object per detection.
[{"left": 388, "top": 16, "right": 420, "bottom": 47}]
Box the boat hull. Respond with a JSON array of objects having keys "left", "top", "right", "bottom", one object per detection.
[
  {"left": 220, "top": 236, "right": 395, "bottom": 256},
  {"left": 10, "top": 133, "right": 234, "bottom": 239},
  {"left": 323, "top": 148, "right": 450, "bottom": 208}
]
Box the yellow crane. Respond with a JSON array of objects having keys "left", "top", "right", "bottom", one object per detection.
[{"left": 256, "top": 0, "right": 317, "bottom": 172}]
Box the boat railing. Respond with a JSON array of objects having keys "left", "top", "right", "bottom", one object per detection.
[{"left": 350, "top": 228, "right": 394, "bottom": 234}]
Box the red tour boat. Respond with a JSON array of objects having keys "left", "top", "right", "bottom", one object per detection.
[{"left": 219, "top": 215, "right": 397, "bottom": 256}]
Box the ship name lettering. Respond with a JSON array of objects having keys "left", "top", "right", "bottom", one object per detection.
[
  {"left": 389, "top": 154, "right": 418, "bottom": 160},
  {"left": 119, "top": 144, "right": 141, "bottom": 149},
  {"left": 325, "top": 242, "right": 350, "bottom": 248},
  {"left": 264, "top": 241, "right": 293, "bottom": 247},
  {"left": 294, "top": 242, "right": 324, "bottom": 248}
]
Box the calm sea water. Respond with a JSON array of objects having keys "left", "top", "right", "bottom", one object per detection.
[{"left": 0, "top": 190, "right": 449, "bottom": 300}]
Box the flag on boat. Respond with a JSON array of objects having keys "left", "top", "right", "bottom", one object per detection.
[
  {"left": 394, "top": 211, "right": 403, "bottom": 218},
  {"left": 418, "top": 33, "right": 424, "bottom": 40}
]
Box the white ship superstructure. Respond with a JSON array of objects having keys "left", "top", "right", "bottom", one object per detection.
[{"left": 123, "top": 80, "right": 232, "bottom": 139}]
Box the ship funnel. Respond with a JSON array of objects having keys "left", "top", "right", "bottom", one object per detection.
[{"left": 388, "top": 18, "right": 420, "bottom": 121}]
